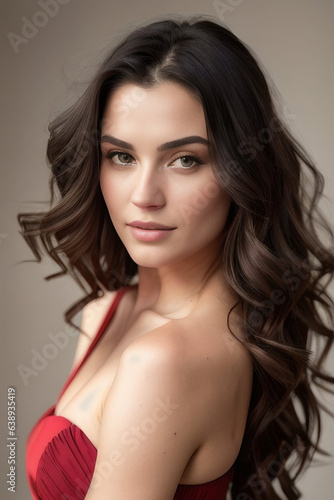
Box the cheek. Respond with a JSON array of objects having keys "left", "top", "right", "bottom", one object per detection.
[
  {"left": 177, "top": 179, "right": 230, "bottom": 232},
  {"left": 100, "top": 170, "right": 122, "bottom": 216}
]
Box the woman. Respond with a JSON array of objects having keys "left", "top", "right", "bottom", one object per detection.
[{"left": 21, "top": 17, "right": 334, "bottom": 500}]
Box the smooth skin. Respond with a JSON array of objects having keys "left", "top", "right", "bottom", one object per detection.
[{"left": 55, "top": 82, "right": 253, "bottom": 500}]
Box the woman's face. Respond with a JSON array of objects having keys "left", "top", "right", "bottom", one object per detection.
[{"left": 100, "top": 81, "right": 231, "bottom": 270}]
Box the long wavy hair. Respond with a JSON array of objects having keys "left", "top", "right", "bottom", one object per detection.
[{"left": 19, "top": 17, "right": 334, "bottom": 499}]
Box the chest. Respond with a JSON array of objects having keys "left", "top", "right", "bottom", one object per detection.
[{"left": 54, "top": 308, "right": 170, "bottom": 446}]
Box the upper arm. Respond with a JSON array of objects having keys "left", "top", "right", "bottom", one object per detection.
[
  {"left": 85, "top": 320, "right": 253, "bottom": 500},
  {"left": 85, "top": 336, "right": 199, "bottom": 500}
]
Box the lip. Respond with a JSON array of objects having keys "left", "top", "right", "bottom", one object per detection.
[
  {"left": 128, "top": 221, "right": 175, "bottom": 230},
  {"left": 127, "top": 221, "right": 176, "bottom": 242}
]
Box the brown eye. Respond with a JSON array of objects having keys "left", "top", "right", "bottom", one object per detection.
[
  {"left": 179, "top": 156, "right": 195, "bottom": 168},
  {"left": 105, "top": 151, "right": 135, "bottom": 166},
  {"left": 170, "top": 155, "right": 201, "bottom": 169},
  {"left": 115, "top": 152, "right": 133, "bottom": 164}
]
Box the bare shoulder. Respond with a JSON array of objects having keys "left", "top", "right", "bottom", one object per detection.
[
  {"left": 123, "top": 297, "right": 252, "bottom": 375},
  {"left": 89, "top": 318, "right": 207, "bottom": 498},
  {"left": 96, "top": 308, "right": 253, "bottom": 491},
  {"left": 120, "top": 305, "right": 253, "bottom": 412},
  {"left": 71, "top": 290, "right": 117, "bottom": 368}
]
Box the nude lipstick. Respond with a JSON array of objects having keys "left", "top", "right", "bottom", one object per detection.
[{"left": 127, "top": 221, "right": 176, "bottom": 242}]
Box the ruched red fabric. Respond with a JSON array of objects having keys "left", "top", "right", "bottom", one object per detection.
[{"left": 26, "top": 288, "right": 233, "bottom": 499}]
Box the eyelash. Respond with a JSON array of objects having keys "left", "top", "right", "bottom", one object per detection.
[{"left": 102, "top": 150, "right": 204, "bottom": 170}]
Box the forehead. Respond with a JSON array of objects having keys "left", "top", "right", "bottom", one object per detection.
[{"left": 101, "top": 82, "right": 207, "bottom": 139}]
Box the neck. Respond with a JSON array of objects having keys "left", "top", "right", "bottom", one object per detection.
[{"left": 132, "top": 239, "right": 227, "bottom": 317}]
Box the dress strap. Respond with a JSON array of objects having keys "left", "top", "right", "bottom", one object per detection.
[{"left": 56, "top": 287, "right": 130, "bottom": 402}]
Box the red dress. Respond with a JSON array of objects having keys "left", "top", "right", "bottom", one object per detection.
[{"left": 26, "top": 288, "right": 233, "bottom": 499}]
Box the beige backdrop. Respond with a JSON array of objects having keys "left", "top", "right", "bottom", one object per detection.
[{"left": 1, "top": 0, "right": 333, "bottom": 498}]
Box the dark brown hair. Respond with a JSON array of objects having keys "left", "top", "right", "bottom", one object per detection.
[{"left": 19, "top": 17, "right": 334, "bottom": 499}]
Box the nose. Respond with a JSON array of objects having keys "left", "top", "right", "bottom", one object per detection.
[{"left": 131, "top": 164, "right": 165, "bottom": 211}]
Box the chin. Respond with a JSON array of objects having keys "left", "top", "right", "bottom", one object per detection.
[{"left": 126, "top": 247, "right": 181, "bottom": 269}]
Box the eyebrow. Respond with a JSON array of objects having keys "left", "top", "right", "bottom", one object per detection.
[{"left": 100, "top": 135, "right": 209, "bottom": 151}]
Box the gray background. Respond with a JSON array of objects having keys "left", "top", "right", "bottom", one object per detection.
[{"left": 1, "top": 0, "right": 333, "bottom": 498}]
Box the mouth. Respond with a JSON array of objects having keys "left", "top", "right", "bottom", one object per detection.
[
  {"left": 127, "top": 221, "right": 176, "bottom": 242},
  {"left": 127, "top": 221, "right": 176, "bottom": 230}
]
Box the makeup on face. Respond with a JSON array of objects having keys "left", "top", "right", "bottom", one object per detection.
[{"left": 99, "top": 81, "right": 230, "bottom": 270}]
